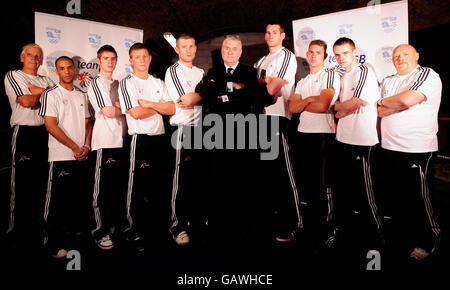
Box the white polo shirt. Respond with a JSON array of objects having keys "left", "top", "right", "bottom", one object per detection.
[
  {"left": 336, "top": 63, "right": 380, "bottom": 146},
  {"left": 39, "top": 84, "right": 91, "bottom": 162},
  {"left": 380, "top": 65, "right": 442, "bottom": 153},
  {"left": 4, "top": 70, "right": 55, "bottom": 127},
  {"left": 294, "top": 67, "right": 341, "bottom": 133},
  {"left": 164, "top": 61, "right": 204, "bottom": 126},
  {"left": 87, "top": 75, "right": 127, "bottom": 150},
  {"left": 254, "top": 46, "right": 297, "bottom": 119},
  {"left": 118, "top": 73, "right": 171, "bottom": 136}
]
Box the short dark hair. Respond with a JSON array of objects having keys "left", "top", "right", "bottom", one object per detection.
[
  {"left": 309, "top": 39, "right": 328, "bottom": 59},
  {"left": 97, "top": 45, "right": 117, "bottom": 59},
  {"left": 333, "top": 37, "right": 356, "bottom": 49},
  {"left": 267, "top": 23, "right": 284, "bottom": 33},
  {"left": 129, "top": 42, "right": 150, "bottom": 57},
  {"left": 55, "top": 56, "right": 74, "bottom": 67}
]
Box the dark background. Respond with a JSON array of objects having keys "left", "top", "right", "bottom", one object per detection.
[{"left": 0, "top": 0, "right": 448, "bottom": 276}]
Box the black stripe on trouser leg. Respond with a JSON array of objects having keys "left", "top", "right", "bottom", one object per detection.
[
  {"left": 281, "top": 132, "right": 303, "bottom": 229},
  {"left": 91, "top": 149, "right": 103, "bottom": 238},
  {"left": 419, "top": 154, "right": 441, "bottom": 253},
  {"left": 170, "top": 126, "right": 183, "bottom": 236},
  {"left": 6, "top": 125, "right": 20, "bottom": 234},
  {"left": 125, "top": 135, "right": 137, "bottom": 232}
]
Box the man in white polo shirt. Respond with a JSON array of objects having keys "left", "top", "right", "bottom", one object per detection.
[
  {"left": 254, "top": 23, "right": 302, "bottom": 242},
  {"left": 328, "top": 37, "right": 383, "bottom": 250},
  {"left": 87, "top": 45, "right": 127, "bottom": 250},
  {"left": 39, "top": 56, "right": 92, "bottom": 258},
  {"left": 289, "top": 39, "right": 340, "bottom": 247},
  {"left": 4, "top": 43, "right": 54, "bottom": 249},
  {"left": 157, "top": 34, "right": 203, "bottom": 245},
  {"left": 118, "top": 43, "right": 174, "bottom": 252},
  {"left": 377, "top": 44, "right": 442, "bottom": 260}
]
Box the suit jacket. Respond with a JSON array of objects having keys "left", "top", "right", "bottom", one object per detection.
[{"left": 197, "top": 62, "right": 269, "bottom": 115}]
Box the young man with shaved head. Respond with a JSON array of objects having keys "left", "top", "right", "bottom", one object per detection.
[
  {"left": 39, "top": 56, "right": 93, "bottom": 258},
  {"left": 118, "top": 43, "right": 174, "bottom": 252},
  {"left": 87, "top": 45, "right": 127, "bottom": 250},
  {"left": 159, "top": 34, "right": 204, "bottom": 245},
  {"left": 254, "top": 24, "right": 302, "bottom": 242},
  {"left": 328, "top": 37, "right": 383, "bottom": 251},
  {"left": 377, "top": 44, "right": 442, "bottom": 261},
  {"left": 289, "top": 39, "right": 340, "bottom": 247}
]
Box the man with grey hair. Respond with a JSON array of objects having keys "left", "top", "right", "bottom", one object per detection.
[
  {"left": 4, "top": 43, "right": 54, "bottom": 249},
  {"left": 197, "top": 34, "right": 261, "bottom": 242}
]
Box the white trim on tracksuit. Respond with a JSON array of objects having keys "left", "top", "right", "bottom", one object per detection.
[
  {"left": 420, "top": 153, "right": 441, "bottom": 253},
  {"left": 169, "top": 126, "right": 183, "bottom": 236},
  {"left": 281, "top": 132, "right": 303, "bottom": 229},
  {"left": 6, "top": 125, "right": 20, "bottom": 233},
  {"left": 125, "top": 135, "right": 137, "bottom": 232},
  {"left": 42, "top": 161, "right": 54, "bottom": 245},
  {"left": 363, "top": 147, "right": 383, "bottom": 231},
  {"left": 91, "top": 148, "right": 103, "bottom": 237}
]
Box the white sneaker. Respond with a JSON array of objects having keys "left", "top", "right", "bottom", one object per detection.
[
  {"left": 175, "top": 231, "right": 190, "bottom": 245},
  {"left": 52, "top": 249, "right": 68, "bottom": 259},
  {"left": 410, "top": 247, "right": 430, "bottom": 260},
  {"left": 97, "top": 235, "right": 114, "bottom": 250}
]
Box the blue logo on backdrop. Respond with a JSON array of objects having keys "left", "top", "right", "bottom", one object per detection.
[
  {"left": 46, "top": 27, "right": 61, "bottom": 44},
  {"left": 380, "top": 46, "right": 394, "bottom": 63},
  {"left": 298, "top": 27, "right": 315, "bottom": 45},
  {"left": 88, "top": 33, "right": 102, "bottom": 48},
  {"left": 381, "top": 16, "right": 397, "bottom": 33},
  {"left": 338, "top": 24, "right": 353, "bottom": 36},
  {"left": 46, "top": 56, "right": 57, "bottom": 72},
  {"left": 124, "top": 64, "right": 133, "bottom": 74},
  {"left": 125, "top": 38, "right": 138, "bottom": 49}
]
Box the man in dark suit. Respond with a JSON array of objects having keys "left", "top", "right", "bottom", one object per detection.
[
  {"left": 199, "top": 35, "right": 261, "bottom": 115},
  {"left": 197, "top": 35, "right": 268, "bottom": 243}
]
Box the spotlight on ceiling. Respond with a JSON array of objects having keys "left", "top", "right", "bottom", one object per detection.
[{"left": 163, "top": 32, "right": 176, "bottom": 48}]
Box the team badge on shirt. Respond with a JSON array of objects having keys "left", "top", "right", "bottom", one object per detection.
[
  {"left": 331, "top": 65, "right": 346, "bottom": 77},
  {"left": 78, "top": 72, "right": 94, "bottom": 88}
]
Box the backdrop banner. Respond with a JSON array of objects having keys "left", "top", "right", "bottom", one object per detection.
[
  {"left": 35, "top": 11, "right": 143, "bottom": 92},
  {"left": 292, "top": 0, "right": 408, "bottom": 81}
]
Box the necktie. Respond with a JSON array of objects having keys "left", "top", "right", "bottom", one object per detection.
[{"left": 227, "top": 67, "right": 234, "bottom": 75}]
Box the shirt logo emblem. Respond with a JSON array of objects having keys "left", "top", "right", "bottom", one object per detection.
[
  {"left": 106, "top": 157, "right": 116, "bottom": 164},
  {"left": 140, "top": 162, "right": 150, "bottom": 168},
  {"left": 58, "top": 171, "right": 70, "bottom": 178},
  {"left": 19, "top": 155, "right": 31, "bottom": 162}
]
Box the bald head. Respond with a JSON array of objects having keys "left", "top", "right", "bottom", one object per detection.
[{"left": 392, "top": 44, "right": 419, "bottom": 75}]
